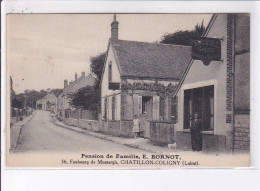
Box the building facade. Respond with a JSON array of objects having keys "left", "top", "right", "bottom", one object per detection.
[
  {"left": 57, "top": 72, "right": 96, "bottom": 120},
  {"left": 100, "top": 15, "right": 192, "bottom": 138},
  {"left": 37, "top": 92, "right": 57, "bottom": 112},
  {"left": 173, "top": 14, "right": 250, "bottom": 152}
]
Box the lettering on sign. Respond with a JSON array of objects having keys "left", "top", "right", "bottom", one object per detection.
[{"left": 192, "top": 37, "right": 221, "bottom": 66}]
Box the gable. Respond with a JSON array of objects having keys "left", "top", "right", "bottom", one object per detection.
[{"left": 101, "top": 42, "right": 121, "bottom": 97}]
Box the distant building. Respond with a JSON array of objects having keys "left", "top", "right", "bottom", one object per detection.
[
  {"left": 57, "top": 72, "right": 96, "bottom": 120},
  {"left": 36, "top": 99, "right": 43, "bottom": 109},
  {"left": 100, "top": 15, "right": 192, "bottom": 138},
  {"left": 41, "top": 92, "right": 57, "bottom": 112},
  {"left": 173, "top": 14, "right": 250, "bottom": 152}
]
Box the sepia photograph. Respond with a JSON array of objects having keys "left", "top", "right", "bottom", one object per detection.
[{"left": 6, "top": 13, "right": 250, "bottom": 168}]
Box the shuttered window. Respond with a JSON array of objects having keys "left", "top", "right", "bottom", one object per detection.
[
  {"left": 170, "top": 97, "right": 178, "bottom": 122},
  {"left": 104, "top": 98, "right": 108, "bottom": 120},
  {"left": 112, "top": 96, "right": 116, "bottom": 120}
]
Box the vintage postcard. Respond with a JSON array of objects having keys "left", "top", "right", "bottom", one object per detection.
[{"left": 5, "top": 13, "right": 250, "bottom": 168}]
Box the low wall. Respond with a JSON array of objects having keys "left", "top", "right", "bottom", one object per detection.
[
  {"left": 100, "top": 120, "right": 121, "bottom": 136},
  {"left": 174, "top": 131, "right": 227, "bottom": 152},
  {"left": 65, "top": 118, "right": 78, "bottom": 127},
  {"left": 150, "top": 121, "right": 175, "bottom": 146},
  {"left": 100, "top": 120, "right": 134, "bottom": 138},
  {"left": 79, "top": 119, "right": 98, "bottom": 131},
  {"left": 234, "top": 114, "right": 250, "bottom": 152},
  {"left": 120, "top": 120, "right": 133, "bottom": 137},
  {"left": 69, "top": 109, "right": 96, "bottom": 121},
  {"left": 65, "top": 118, "right": 98, "bottom": 131}
]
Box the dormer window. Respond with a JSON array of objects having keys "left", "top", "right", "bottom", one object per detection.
[{"left": 108, "top": 62, "right": 112, "bottom": 82}]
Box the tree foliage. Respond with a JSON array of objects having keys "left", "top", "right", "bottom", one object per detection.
[
  {"left": 68, "top": 86, "right": 100, "bottom": 114},
  {"left": 11, "top": 88, "right": 62, "bottom": 109},
  {"left": 160, "top": 21, "right": 205, "bottom": 46},
  {"left": 90, "top": 52, "right": 106, "bottom": 88}
]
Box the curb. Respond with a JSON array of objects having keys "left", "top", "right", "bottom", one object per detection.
[{"left": 10, "top": 111, "right": 36, "bottom": 152}]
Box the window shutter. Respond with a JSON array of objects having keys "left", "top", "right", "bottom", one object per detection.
[
  {"left": 153, "top": 96, "right": 160, "bottom": 120},
  {"left": 107, "top": 97, "right": 110, "bottom": 120},
  {"left": 114, "top": 96, "right": 117, "bottom": 120},
  {"left": 121, "top": 94, "right": 126, "bottom": 120},
  {"left": 175, "top": 96, "right": 178, "bottom": 122},
  {"left": 138, "top": 96, "right": 142, "bottom": 114},
  {"left": 133, "top": 94, "right": 139, "bottom": 117}
]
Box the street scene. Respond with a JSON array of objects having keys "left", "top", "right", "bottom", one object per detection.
[
  {"left": 7, "top": 13, "right": 250, "bottom": 167},
  {"left": 14, "top": 110, "right": 146, "bottom": 153}
]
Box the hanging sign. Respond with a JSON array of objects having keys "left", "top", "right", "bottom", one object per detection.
[
  {"left": 109, "top": 82, "right": 120, "bottom": 90},
  {"left": 192, "top": 37, "right": 221, "bottom": 66}
]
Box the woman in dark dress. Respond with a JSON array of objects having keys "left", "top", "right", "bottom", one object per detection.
[{"left": 190, "top": 112, "right": 202, "bottom": 151}]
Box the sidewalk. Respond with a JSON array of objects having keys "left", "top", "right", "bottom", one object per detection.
[
  {"left": 54, "top": 119, "right": 178, "bottom": 154},
  {"left": 10, "top": 111, "right": 36, "bottom": 151}
]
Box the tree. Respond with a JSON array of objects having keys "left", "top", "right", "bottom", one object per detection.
[
  {"left": 68, "top": 86, "right": 100, "bottom": 117},
  {"left": 11, "top": 88, "right": 62, "bottom": 109},
  {"left": 160, "top": 21, "right": 205, "bottom": 46},
  {"left": 11, "top": 97, "right": 24, "bottom": 109},
  {"left": 50, "top": 88, "right": 63, "bottom": 97},
  {"left": 90, "top": 52, "right": 106, "bottom": 88}
]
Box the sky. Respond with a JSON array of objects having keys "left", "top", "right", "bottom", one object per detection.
[{"left": 7, "top": 14, "right": 212, "bottom": 93}]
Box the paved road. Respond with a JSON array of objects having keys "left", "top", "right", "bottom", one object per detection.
[{"left": 15, "top": 110, "right": 145, "bottom": 153}]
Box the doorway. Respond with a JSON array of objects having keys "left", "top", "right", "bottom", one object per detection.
[
  {"left": 183, "top": 85, "right": 214, "bottom": 131},
  {"left": 141, "top": 96, "right": 153, "bottom": 138}
]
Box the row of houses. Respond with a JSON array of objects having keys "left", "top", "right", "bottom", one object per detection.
[
  {"left": 57, "top": 72, "right": 96, "bottom": 120},
  {"left": 99, "top": 14, "right": 250, "bottom": 152},
  {"left": 36, "top": 72, "right": 96, "bottom": 121}
]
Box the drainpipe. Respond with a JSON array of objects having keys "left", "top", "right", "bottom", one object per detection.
[{"left": 231, "top": 14, "right": 236, "bottom": 154}]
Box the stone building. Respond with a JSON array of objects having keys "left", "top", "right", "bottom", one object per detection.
[
  {"left": 38, "top": 92, "right": 57, "bottom": 112},
  {"left": 57, "top": 72, "right": 96, "bottom": 120},
  {"left": 100, "top": 15, "right": 192, "bottom": 138},
  {"left": 173, "top": 14, "right": 250, "bottom": 152}
]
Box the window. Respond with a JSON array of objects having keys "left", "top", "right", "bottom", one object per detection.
[
  {"left": 104, "top": 98, "right": 108, "bottom": 119},
  {"left": 108, "top": 62, "right": 112, "bottom": 82},
  {"left": 112, "top": 97, "right": 116, "bottom": 120},
  {"left": 170, "top": 97, "right": 178, "bottom": 121},
  {"left": 184, "top": 85, "right": 214, "bottom": 130}
]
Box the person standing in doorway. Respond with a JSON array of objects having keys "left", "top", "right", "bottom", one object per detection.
[
  {"left": 133, "top": 115, "right": 140, "bottom": 138},
  {"left": 190, "top": 112, "right": 203, "bottom": 151}
]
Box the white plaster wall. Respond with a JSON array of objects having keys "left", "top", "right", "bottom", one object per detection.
[
  {"left": 176, "top": 14, "right": 229, "bottom": 136},
  {"left": 101, "top": 43, "right": 122, "bottom": 120}
]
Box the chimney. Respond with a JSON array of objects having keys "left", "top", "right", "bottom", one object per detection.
[
  {"left": 69, "top": 81, "right": 73, "bottom": 85},
  {"left": 81, "top": 71, "right": 85, "bottom": 77},
  {"left": 111, "top": 14, "right": 119, "bottom": 42},
  {"left": 64, "top": 79, "right": 68, "bottom": 88},
  {"left": 75, "top": 72, "right": 78, "bottom": 81}
]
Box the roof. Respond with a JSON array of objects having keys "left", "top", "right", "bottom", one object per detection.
[
  {"left": 112, "top": 39, "right": 192, "bottom": 80},
  {"left": 43, "top": 93, "right": 57, "bottom": 103},
  {"left": 62, "top": 74, "right": 96, "bottom": 95}
]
